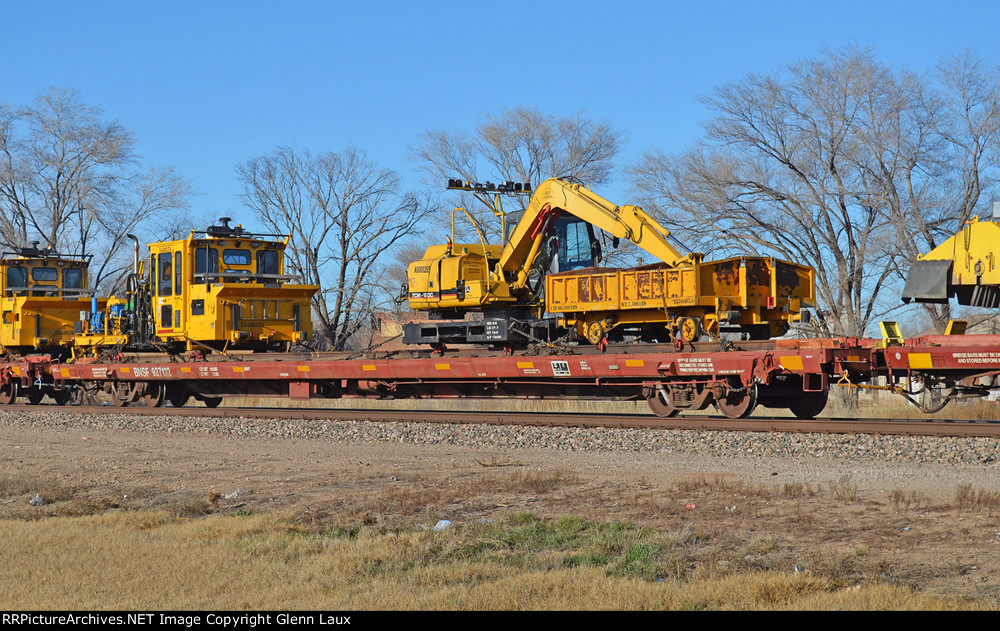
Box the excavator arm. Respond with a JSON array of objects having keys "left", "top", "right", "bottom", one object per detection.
[{"left": 497, "top": 178, "right": 700, "bottom": 289}]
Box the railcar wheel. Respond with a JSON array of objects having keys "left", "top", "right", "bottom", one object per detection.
[
  {"left": 168, "top": 393, "right": 190, "bottom": 408},
  {"left": 0, "top": 382, "right": 17, "bottom": 405},
  {"left": 67, "top": 388, "right": 85, "bottom": 406},
  {"left": 201, "top": 396, "right": 223, "bottom": 409},
  {"left": 788, "top": 390, "right": 828, "bottom": 419},
  {"left": 142, "top": 383, "right": 165, "bottom": 408},
  {"left": 26, "top": 391, "right": 44, "bottom": 405},
  {"left": 52, "top": 390, "right": 71, "bottom": 406},
  {"left": 714, "top": 383, "right": 757, "bottom": 419},
  {"left": 111, "top": 382, "right": 133, "bottom": 407},
  {"left": 585, "top": 321, "right": 606, "bottom": 345},
  {"left": 646, "top": 387, "right": 680, "bottom": 418}
]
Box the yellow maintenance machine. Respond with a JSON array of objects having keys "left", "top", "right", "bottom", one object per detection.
[
  {"left": 403, "top": 178, "right": 815, "bottom": 346},
  {"left": 75, "top": 218, "right": 319, "bottom": 356},
  {"left": 0, "top": 245, "right": 100, "bottom": 356},
  {"left": 902, "top": 215, "right": 1000, "bottom": 308}
]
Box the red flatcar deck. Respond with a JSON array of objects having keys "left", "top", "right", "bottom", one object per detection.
[{"left": 1, "top": 334, "right": 998, "bottom": 418}]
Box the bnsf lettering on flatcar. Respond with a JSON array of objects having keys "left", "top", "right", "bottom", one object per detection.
[{"left": 131, "top": 366, "right": 172, "bottom": 378}]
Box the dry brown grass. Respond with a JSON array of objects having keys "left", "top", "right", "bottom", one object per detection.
[
  {"left": 4, "top": 427, "right": 1000, "bottom": 609},
  {"left": 831, "top": 475, "right": 859, "bottom": 502},
  {"left": 954, "top": 484, "right": 1000, "bottom": 516},
  {"left": 890, "top": 489, "right": 924, "bottom": 514},
  {"left": 0, "top": 511, "right": 988, "bottom": 610},
  {"left": 782, "top": 482, "right": 818, "bottom": 499},
  {"left": 0, "top": 470, "right": 223, "bottom": 522}
]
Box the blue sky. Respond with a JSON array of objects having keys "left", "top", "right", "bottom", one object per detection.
[{"left": 4, "top": 0, "right": 999, "bottom": 229}]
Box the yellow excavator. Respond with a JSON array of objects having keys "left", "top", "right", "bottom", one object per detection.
[
  {"left": 902, "top": 215, "right": 1000, "bottom": 308},
  {"left": 403, "top": 178, "right": 815, "bottom": 346}
]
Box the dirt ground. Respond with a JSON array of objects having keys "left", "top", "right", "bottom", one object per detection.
[{"left": 2, "top": 418, "right": 1000, "bottom": 601}]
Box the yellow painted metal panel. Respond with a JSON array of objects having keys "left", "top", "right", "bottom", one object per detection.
[
  {"left": 297, "top": 365, "right": 310, "bottom": 372},
  {"left": 625, "top": 359, "right": 644, "bottom": 367},
  {"left": 908, "top": 353, "right": 934, "bottom": 369},
  {"left": 435, "top": 363, "right": 451, "bottom": 370},
  {"left": 516, "top": 362, "right": 534, "bottom": 369},
  {"left": 779, "top": 356, "right": 804, "bottom": 371},
  {"left": 362, "top": 364, "right": 377, "bottom": 372}
]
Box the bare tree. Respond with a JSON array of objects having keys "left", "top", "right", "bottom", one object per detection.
[
  {"left": 412, "top": 107, "right": 624, "bottom": 240},
  {"left": 631, "top": 47, "right": 1000, "bottom": 337},
  {"left": 238, "top": 145, "right": 432, "bottom": 350},
  {"left": 892, "top": 51, "right": 1000, "bottom": 331},
  {"left": 0, "top": 88, "right": 191, "bottom": 288}
]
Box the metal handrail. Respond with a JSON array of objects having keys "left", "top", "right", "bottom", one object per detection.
[{"left": 3, "top": 286, "right": 97, "bottom": 295}]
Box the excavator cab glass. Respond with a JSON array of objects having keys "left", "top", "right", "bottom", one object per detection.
[
  {"left": 504, "top": 211, "right": 597, "bottom": 273},
  {"left": 539, "top": 216, "right": 597, "bottom": 273},
  {"left": 555, "top": 216, "right": 597, "bottom": 271}
]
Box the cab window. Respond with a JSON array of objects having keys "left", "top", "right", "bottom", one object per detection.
[
  {"left": 556, "top": 218, "right": 595, "bottom": 271},
  {"left": 195, "top": 247, "right": 219, "bottom": 278},
  {"left": 158, "top": 252, "right": 172, "bottom": 296},
  {"left": 7, "top": 266, "right": 27, "bottom": 290},
  {"left": 63, "top": 268, "right": 83, "bottom": 289},
  {"left": 223, "top": 249, "right": 251, "bottom": 266},
  {"left": 174, "top": 252, "right": 182, "bottom": 295},
  {"left": 257, "top": 250, "right": 279, "bottom": 276},
  {"left": 32, "top": 267, "right": 58, "bottom": 283}
]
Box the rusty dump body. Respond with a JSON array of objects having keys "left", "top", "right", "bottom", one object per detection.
[{"left": 546, "top": 256, "right": 816, "bottom": 343}]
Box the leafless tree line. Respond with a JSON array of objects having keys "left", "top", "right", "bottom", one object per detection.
[
  {"left": 630, "top": 47, "right": 1000, "bottom": 336},
  {"left": 237, "top": 146, "right": 430, "bottom": 350},
  {"left": 0, "top": 88, "right": 191, "bottom": 290},
  {"left": 411, "top": 106, "right": 624, "bottom": 242},
  {"left": 12, "top": 48, "right": 1000, "bottom": 351}
]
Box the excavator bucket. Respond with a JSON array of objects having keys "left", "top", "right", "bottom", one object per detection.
[
  {"left": 901, "top": 259, "right": 952, "bottom": 304},
  {"left": 902, "top": 216, "right": 1000, "bottom": 307}
]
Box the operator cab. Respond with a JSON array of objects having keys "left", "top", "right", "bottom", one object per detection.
[
  {"left": 1, "top": 245, "right": 91, "bottom": 298},
  {"left": 186, "top": 217, "right": 284, "bottom": 285},
  {"left": 147, "top": 217, "right": 317, "bottom": 350},
  {"left": 503, "top": 211, "right": 600, "bottom": 274},
  {"left": 0, "top": 244, "right": 95, "bottom": 356}
]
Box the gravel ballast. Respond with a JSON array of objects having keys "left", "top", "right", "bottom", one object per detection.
[{"left": 3, "top": 408, "right": 999, "bottom": 467}]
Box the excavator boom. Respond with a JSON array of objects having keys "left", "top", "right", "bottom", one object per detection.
[{"left": 500, "top": 179, "right": 697, "bottom": 289}]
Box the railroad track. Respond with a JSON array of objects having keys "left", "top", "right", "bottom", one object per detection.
[{"left": 9, "top": 403, "right": 1000, "bottom": 438}]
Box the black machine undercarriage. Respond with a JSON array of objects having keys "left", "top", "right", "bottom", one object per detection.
[{"left": 402, "top": 316, "right": 559, "bottom": 346}]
